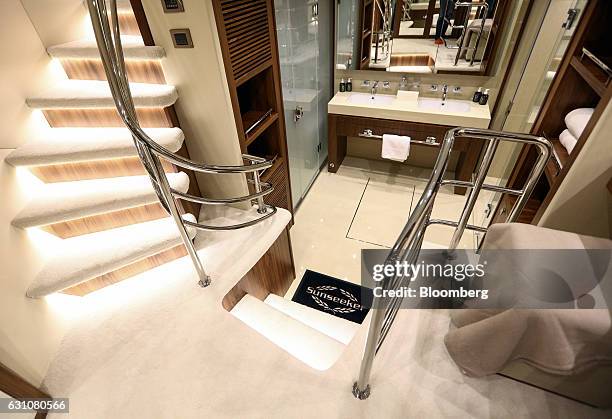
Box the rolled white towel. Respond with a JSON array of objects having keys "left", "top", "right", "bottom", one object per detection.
[
  {"left": 559, "top": 129, "right": 578, "bottom": 154},
  {"left": 565, "top": 108, "right": 594, "bottom": 139},
  {"left": 382, "top": 134, "right": 411, "bottom": 162}
]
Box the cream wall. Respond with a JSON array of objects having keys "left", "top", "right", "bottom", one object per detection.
[
  {"left": 20, "top": 0, "right": 91, "bottom": 46},
  {"left": 539, "top": 101, "right": 612, "bottom": 239},
  {"left": 0, "top": 1, "right": 78, "bottom": 387},
  {"left": 141, "top": 0, "right": 248, "bottom": 200}
]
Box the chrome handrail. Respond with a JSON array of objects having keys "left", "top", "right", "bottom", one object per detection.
[
  {"left": 352, "top": 127, "right": 551, "bottom": 400},
  {"left": 86, "top": 0, "right": 278, "bottom": 287}
]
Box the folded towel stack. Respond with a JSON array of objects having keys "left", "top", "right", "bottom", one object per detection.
[
  {"left": 382, "top": 134, "right": 411, "bottom": 162},
  {"left": 559, "top": 129, "right": 578, "bottom": 154},
  {"left": 559, "top": 108, "right": 594, "bottom": 154}
]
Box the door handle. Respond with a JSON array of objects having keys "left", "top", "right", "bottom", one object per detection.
[{"left": 294, "top": 106, "right": 304, "bottom": 122}]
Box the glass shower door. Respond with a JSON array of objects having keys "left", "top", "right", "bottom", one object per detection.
[{"left": 275, "top": 0, "right": 332, "bottom": 208}]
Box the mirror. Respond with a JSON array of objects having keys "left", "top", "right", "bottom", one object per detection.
[{"left": 336, "top": 0, "right": 509, "bottom": 74}]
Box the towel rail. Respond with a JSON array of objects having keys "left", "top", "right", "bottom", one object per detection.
[{"left": 358, "top": 129, "right": 440, "bottom": 146}]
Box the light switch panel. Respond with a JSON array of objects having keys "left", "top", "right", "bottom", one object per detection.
[
  {"left": 161, "top": 0, "right": 184, "bottom": 13},
  {"left": 170, "top": 29, "right": 193, "bottom": 48}
]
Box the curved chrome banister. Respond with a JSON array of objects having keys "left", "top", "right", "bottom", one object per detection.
[
  {"left": 353, "top": 127, "right": 551, "bottom": 400},
  {"left": 86, "top": 0, "right": 280, "bottom": 286},
  {"left": 171, "top": 182, "right": 274, "bottom": 206}
]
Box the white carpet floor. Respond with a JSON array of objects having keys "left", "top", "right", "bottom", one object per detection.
[{"left": 40, "top": 204, "right": 606, "bottom": 417}]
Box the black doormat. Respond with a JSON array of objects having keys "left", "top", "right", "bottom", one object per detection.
[{"left": 291, "top": 270, "right": 373, "bottom": 324}]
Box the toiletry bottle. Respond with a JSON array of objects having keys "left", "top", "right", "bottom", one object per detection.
[
  {"left": 473, "top": 87, "right": 483, "bottom": 103},
  {"left": 346, "top": 78, "right": 353, "bottom": 92},
  {"left": 479, "top": 89, "right": 490, "bottom": 105},
  {"left": 339, "top": 78, "right": 346, "bottom": 92}
]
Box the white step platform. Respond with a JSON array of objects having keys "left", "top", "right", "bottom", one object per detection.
[
  {"left": 5, "top": 127, "right": 184, "bottom": 167},
  {"left": 264, "top": 294, "right": 359, "bottom": 345},
  {"left": 12, "top": 172, "right": 189, "bottom": 228},
  {"left": 26, "top": 80, "right": 178, "bottom": 109},
  {"left": 48, "top": 36, "right": 164, "bottom": 60},
  {"left": 27, "top": 215, "right": 195, "bottom": 298},
  {"left": 231, "top": 294, "right": 348, "bottom": 371}
]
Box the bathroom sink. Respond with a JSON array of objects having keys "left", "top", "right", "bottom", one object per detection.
[
  {"left": 347, "top": 93, "right": 395, "bottom": 105},
  {"left": 417, "top": 98, "right": 471, "bottom": 113}
]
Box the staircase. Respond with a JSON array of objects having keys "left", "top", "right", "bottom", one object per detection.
[
  {"left": 231, "top": 294, "right": 360, "bottom": 370},
  {"left": 7, "top": 1, "right": 196, "bottom": 297}
]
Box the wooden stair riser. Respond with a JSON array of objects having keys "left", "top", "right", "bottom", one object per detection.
[
  {"left": 61, "top": 243, "right": 188, "bottom": 296},
  {"left": 41, "top": 202, "right": 168, "bottom": 238},
  {"left": 30, "top": 157, "right": 176, "bottom": 183},
  {"left": 117, "top": 12, "right": 140, "bottom": 36},
  {"left": 60, "top": 59, "right": 165, "bottom": 84},
  {"left": 42, "top": 107, "right": 173, "bottom": 128}
]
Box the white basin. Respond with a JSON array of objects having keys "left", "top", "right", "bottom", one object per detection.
[
  {"left": 347, "top": 93, "right": 395, "bottom": 106},
  {"left": 417, "top": 98, "right": 471, "bottom": 113}
]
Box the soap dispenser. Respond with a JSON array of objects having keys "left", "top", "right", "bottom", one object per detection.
[
  {"left": 473, "top": 87, "right": 483, "bottom": 103},
  {"left": 346, "top": 78, "right": 353, "bottom": 92},
  {"left": 339, "top": 78, "right": 346, "bottom": 92},
  {"left": 479, "top": 89, "right": 490, "bottom": 106}
]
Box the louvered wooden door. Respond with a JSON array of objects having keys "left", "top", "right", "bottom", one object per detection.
[
  {"left": 220, "top": 0, "right": 273, "bottom": 81},
  {"left": 213, "top": 0, "right": 294, "bottom": 216}
]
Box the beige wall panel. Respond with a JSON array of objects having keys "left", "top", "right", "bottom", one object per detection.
[{"left": 141, "top": 0, "right": 248, "bottom": 200}]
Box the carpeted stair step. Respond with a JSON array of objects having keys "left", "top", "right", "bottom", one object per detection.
[
  {"left": 5, "top": 127, "right": 183, "bottom": 167},
  {"left": 264, "top": 294, "right": 359, "bottom": 345},
  {"left": 12, "top": 172, "right": 188, "bottom": 229},
  {"left": 27, "top": 215, "right": 196, "bottom": 298},
  {"left": 25, "top": 80, "right": 177, "bottom": 109},
  {"left": 231, "top": 294, "right": 347, "bottom": 371}
]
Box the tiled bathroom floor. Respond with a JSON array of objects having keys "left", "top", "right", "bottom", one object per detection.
[{"left": 288, "top": 157, "right": 496, "bottom": 295}]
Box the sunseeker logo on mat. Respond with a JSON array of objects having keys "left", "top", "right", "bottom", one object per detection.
[{"left": 306, "top": 285, "right": 362, "bottom": 314}]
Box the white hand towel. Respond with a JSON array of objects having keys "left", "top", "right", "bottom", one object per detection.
[
  {"left": 559, "top": 129, "right": 578, "bottom": 154},
  {"left": 565, "top": 108, "right": 594, "bottom": 139},
  {"left": 382, "top": 134, "right": 411, "bottom": 162}
]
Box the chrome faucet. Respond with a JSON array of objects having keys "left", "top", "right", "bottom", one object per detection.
[
  {"left": 371, "top": 81, "right": 379, "bottom": 97},
  {"left": 442, "top": 83, "right": 448, "bottom": 103}
]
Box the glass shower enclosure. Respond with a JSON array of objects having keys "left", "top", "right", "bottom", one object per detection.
[{"left": 275, "top": 0, "right": 333, "bottom": 208}]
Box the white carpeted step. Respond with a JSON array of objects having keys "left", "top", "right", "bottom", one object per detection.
[
  {"left": 26, "top": 80, "right": 177, "bottom": 109},
  {"left": 264, "top": 294, "right": 359, "bottom": 345},
  {"left": 27, "top": 215, "right": 196, "bottom": 298},
  {"left": 231, "top": 295, "right": 346, "bottom": 371},
  {"left": 12, "top": 172, "right": 189, "bottom": 229},
  {"left": 48, "top": 36, "right": 164, "bottom": 60},
  {"left": 5, "top": 127, "right": 183, "bottom": 167}
]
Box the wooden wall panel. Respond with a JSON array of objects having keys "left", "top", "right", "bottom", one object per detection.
[
  {"left": 0, "top": 362, "right": 51, "bottom": 417},
  {"left": 222, "top": 228, "right": 295, "bottom": 311}
]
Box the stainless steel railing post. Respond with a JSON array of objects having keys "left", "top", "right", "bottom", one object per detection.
[
  {"left": 353, "top": 128, "right": 551, "bottom": 400},
  {"left": 151, "top": 155, "right": 211, "bottom": 287},
  {"left": 447, "top": 137, "right": 498, "bottom": 255},
  {"left": 253, "top": 166, "right": 267, "bottom": 214}
]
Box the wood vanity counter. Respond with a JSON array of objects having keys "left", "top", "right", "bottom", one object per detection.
[{"left": 327, "top": 92, "right": 491, "bottom": 194}]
